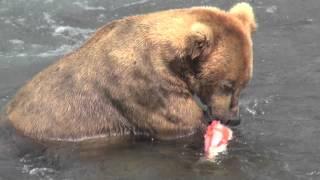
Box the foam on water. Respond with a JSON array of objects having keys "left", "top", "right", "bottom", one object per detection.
[
  {"left": 38, "top": 13, "right": 94, "bottom": 57},
  {"left": 122, "top": 0, "right": 149, "bottom": 7},
  {"left": 0, "top": 12, "right": 94, "bottom": 59},
  {"left": 0, "top": 43, "right": 75, "bottom": 58},
  {"left": 73, "top": 1, "right": 105, "bottom": 10},
  {"left": 1, "top": 96, "right": 9, "bottom": 102},
  {"left": 20, "top": 154, "right": 56, "bottom": 180},
  {"left": 43, "top": 12, "right": 55, "bottom": 25},
  {"left": 37, "top": 45, "right": 75, "bottom": 58},
  {"left": 8, "top": 39, "right": 24, "bottom": 45},
  {"left": 265, "top": 5, "right": 278, "bottom": 14},
  {"left": 43, "top": 12, "right": 94, "bottom": 39},
  {"left": 306, "top": 170, "right": 320, "bottom": 176},
  {"left": 44, "top": 0, "right": 54, "bottom": 3},
  {"left": 53, "top": 26, "right": 94, "bottom": 39}
]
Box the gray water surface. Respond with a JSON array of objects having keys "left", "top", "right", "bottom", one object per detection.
[{"left": 1, "top": 0, "right": 320, "bottom": 179}]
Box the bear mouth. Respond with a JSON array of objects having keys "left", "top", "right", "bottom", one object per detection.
[
  {"left": 220, "top": 119, "right": 241, "bottom": 126},
  {"left": 206, "top": 116, "right": 241, "bottom": 127},
  {"left": 201, "top": 102, "right": 241, "bottom": 127},
  {"left": 204, "top": 111, "right": 241, "bottom": 127}
]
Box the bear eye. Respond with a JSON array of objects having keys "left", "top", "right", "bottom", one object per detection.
[{"left": 221, "top": 81, "right": 234, "bottom": 93}]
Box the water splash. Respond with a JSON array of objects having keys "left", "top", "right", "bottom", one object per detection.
[{"left": 241, "top": 95, "right": 277, "bottom": 117}]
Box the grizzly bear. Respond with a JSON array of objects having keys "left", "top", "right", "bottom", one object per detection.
[{"left": 6, "top": 2, "right": 256, "bottom": 141}]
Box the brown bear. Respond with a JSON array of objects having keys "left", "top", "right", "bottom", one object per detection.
[{"left": 6, "top": 2, "right": 256, "bottom": 141}]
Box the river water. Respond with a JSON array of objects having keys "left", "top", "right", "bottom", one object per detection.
[{"left": 0, "top": 0, "right": 320, "bottom": 179}]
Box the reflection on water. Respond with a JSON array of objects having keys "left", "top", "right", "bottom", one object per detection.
[{"left": 1, "top": 0, "right": 320, "bottom": 179}]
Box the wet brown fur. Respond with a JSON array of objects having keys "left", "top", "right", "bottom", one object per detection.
[{"left": 6, "top": 3, "right": 256, "bottom": 141}]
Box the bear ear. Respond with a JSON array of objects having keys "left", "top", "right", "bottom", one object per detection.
[
  {"left": 229, "top": 2, "right": 257, "bottom": 33},
  {"left": 188, "top": 23, "right": 213, "bottom": 60}
]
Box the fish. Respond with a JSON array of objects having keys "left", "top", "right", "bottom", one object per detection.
[{"left": 204, "top": 120, "right": 233, "bottom": 159}]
